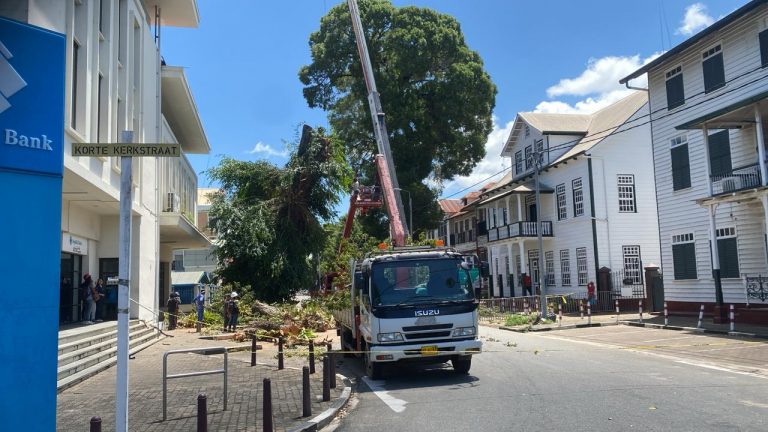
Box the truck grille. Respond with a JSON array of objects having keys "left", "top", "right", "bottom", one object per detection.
[
  {"left": 404, "top": 331, "right": 452, "bottom": 340},
  {"left": 401, "top": 324, "right": 453, "bottom": 332}
]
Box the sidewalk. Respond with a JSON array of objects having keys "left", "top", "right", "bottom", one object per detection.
[
  {"left": 56, "top": 328, "right": 349, "bottom": 431},
  {"left": 489, "top": 311, "right": 768, "bottom": 338}
]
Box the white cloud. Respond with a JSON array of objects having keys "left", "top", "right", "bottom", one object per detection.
[
  {"left": 247, "top": 141, "right": 288, "bottom": 158},
  {"left": 535, "top": 53, "right": 662, "bottom": 114},
  {"left": 442, "top": 117, "right": 514, "bottom": 196},
  {"left": 677, "top": 3, "right": 714, "bottom": 36}
]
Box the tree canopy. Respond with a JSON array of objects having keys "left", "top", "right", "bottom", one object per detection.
[
  {"left": 299, "top": 0, "right": 496, "bottom": 234},
  {"left": 206, "top": 126, "right": 352, "bottom": 302}
]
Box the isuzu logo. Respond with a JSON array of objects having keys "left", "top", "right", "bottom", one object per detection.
[{"left": 415, "top": 309, "right": 440, "bottom": 317}]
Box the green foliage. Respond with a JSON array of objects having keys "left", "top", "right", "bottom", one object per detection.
[
  {"left": 319, "top": 217, "right": 381, "bottom": 289},
  {"left": 300, "top": 0, "right": 497, "bottom": 232},
  {"left": 504, "top": 314, "right": 535, "bottom": 327},
  {"left": 206, "top": 126, "right": 352, "bottom": 302}
]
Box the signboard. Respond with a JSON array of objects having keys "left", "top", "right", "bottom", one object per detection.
[
  {"left": 72, "top": 143, "right": 181, "bottom": 157},
  {"left": 62, "top": 232, "right": 88, "bottom": 255},
  {"left": 0, "top": 17, "right": 65, "bottom": 175}
]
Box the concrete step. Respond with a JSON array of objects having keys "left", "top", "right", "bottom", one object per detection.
[
  {"left": 58, "top": 322, "right": 145, "bottom": 356},
  {"left": 58, "top": 324, "right": 152, "bottom": 367},
  {"left": 56, "top": 330, "right": 163, "bottom": 392}
]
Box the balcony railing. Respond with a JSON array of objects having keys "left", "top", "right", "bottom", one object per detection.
[
  {"left": 711, "top": 163, "right": 763, "bottom": 195},
  {"left": 486, "top": 221, "right": 553, "bottom": 242}
]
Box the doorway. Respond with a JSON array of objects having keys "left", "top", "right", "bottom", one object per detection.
[{"left": 60, "top": 252, "right": 83, "bottom": 324}]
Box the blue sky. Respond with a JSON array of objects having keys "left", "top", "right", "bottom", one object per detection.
[{"left": 162, "top": 0, "right": 743, "bottom": 212}]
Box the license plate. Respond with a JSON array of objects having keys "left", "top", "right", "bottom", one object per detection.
[{"left": 420, "top": 345, "right": 438, "bottom": 356}]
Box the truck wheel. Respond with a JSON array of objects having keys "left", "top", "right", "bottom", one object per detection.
[
  {"left": 341, "top": 330, "right": 355, "bottom": 358},
  {"left": 452, "top": 356, "right": 471, "bottom": 375},
  {"left": 364, "top": 345, "right": 383, "bottom": 380}
]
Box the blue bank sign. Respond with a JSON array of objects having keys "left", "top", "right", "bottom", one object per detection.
[{"left": 0, "top": 16, "right": 65, "bottom": 175}]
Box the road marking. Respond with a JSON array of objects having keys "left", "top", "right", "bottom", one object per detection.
[
  {"left": 674, "top": 360, "right": 768, "bottom": 380},
  {"left": 641, "top": 335, "right": 700, "bottom": 343},
  {"left": 361, "top": 377, "right": 408, "bottom": 413},
  {"left": 740, "top": 400, "right": 768, "bottom": 409}
]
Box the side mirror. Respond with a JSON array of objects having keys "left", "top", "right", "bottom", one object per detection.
[{"left": 479, "top": 261, "right": 490, "bottom": 278}]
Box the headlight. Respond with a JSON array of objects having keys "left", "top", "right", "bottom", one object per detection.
[
  {"left": 377, "top": 332, "right": 404, "bottom": 342},
  {"left": 452, "top": 326, "right": 476, "bottom": 337}
]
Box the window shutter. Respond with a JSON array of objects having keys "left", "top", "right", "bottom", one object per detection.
[
  {"left": 717, "top": 238, "right": 740, "bottom": 278},
  {"left": 703, "top": 53, "right": 725, "bottom": 93},
  {"left": 666, "top": 74, "right": 684, "bottom": 109},
  {"left": 761, "top": 29, "right": 768, "bottom": 67},
  {"left": 708, "top": 131, "right": 732, "bottom": 177},
  {"left": 673, "top": 243, "right": 697, "bottom": 280},
  {"left": 671, "top": 145, "right": 691, "bottom": 190}
]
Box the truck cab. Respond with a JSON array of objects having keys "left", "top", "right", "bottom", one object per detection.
[{"left": 338, "top": 247, "right": 486, "bottom": 379}]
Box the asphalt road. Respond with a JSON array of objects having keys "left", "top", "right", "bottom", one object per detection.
[{"left": 327, "top": 325, "right": 768, "bottom": 432}]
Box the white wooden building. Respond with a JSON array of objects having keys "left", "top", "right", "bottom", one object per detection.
[
  {"left": 620, "top": 0, "right": 768, "bottom": 321},
  {"left": 472, "top": 91, "right": 661, "bottom": 299}
]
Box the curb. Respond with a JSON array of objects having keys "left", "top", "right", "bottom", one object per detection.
[
  {"left": 286, "top": 373, "right": 353, "bottom": 432},
  {"left": 621, "top": 321, "right": 768, "bottom": 339}
]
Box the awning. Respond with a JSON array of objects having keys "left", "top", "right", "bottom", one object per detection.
[
  {"left": 476, "top": 181, "right": 554, "bottom": 206},
  {"left": 159, "top": 214, "right": 212, "bottom": 249},
  {"left": 676, "top": 91, "right": 768, "bottom": 130}
]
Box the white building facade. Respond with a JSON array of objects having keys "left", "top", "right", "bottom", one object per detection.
[
  {"left": 475, "top": 92, "right": 661, "bottom": 301},
  {"left": 620, "top": 0, "right": 768, "bottom": 321},
  {"left": 1, "top": 0, "right": 211, "bottom": 324}
]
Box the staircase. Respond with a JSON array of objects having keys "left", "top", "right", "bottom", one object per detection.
[{"left": 57, "top": 320, "right": 162, "bottom": 392}]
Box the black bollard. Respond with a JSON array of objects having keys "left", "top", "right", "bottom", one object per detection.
[
  {"left": 251, "top": 336, "right": 257, "bottom": 366},
  {"left": 322, "top": 356, "right": 331, "bottom": 401},
  {"left": 90, "top": 416, "right": 102, "bottom": 432},
  {"left": 309, "top": 340, "right": 315, "bottom": 374},
  {"left": 329, "top": 351, "right": 336, "bottom": 389},
  {"left": 197, "top": 393, "right": 208, "bottom": 432},
  {"left": 302, "top": 366, "right": 312, "bottom": 417},
  {"left": 278, "top": 337, "right": 284, "bottom": 370},
  {"left": 263, "top": 378, "right": 273, "bottom": 432}
]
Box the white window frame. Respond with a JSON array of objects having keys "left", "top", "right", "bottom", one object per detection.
[
  {"left": 701, "top": 42, "right": 725, "bottom": 93},
  {"left": 622, "top": 245, "right": 642, "bottom": 284},
  {"left": 576, "top": 247, "right": 588, "bottom": 286},
  {"left": 617, "top": 174, "right": 636, "bottom": 213},
  {"left": 560, "top": 250, "right": 571, "bottom": 286},
  {"left": 545, "top": 251, "right": 555, "bottom": 287},
  {"left": 556, "top": 184, "right": 567, "bottom": 220},
  {"left": 572, "top": 178, "right": 584, "bottom": 217}
]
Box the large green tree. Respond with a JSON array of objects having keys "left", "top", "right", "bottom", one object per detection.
[
  {"left": 206, "top": 126, "right": 352, "bottom": 302},
  {"left": 299, "top": 0, "right": 496, "bottom": 236}
]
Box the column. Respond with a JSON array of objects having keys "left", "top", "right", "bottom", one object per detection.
[
  {"left": 516, "top": 194, "right": 523, "bottom": 222},
  {"left": 708, "top": 204, "right": 725, "bottom": 322},
  {"left": 762, "top": 195, "right": 768, "bottom": 266},
  {"left": 489, "top": 247, "right": 496, "bottom": 298},
  {"left": 755, "top": 105, "right": 767, "bottom": 186},
  {"left": 507, "top": 243, "right": 515, "bottom": 297},
  {"left": 702, "top": 124, "right": 714, "bottom": 196}
]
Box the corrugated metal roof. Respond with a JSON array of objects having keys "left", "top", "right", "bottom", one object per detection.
[
  {"left": 518, "top": 112, "right": 591, "bottom": 134},
  {"left": 438, "top": 199, "right": 463, "bottom": 214},
  {"left": 171, "top": 271, "right": 210, "bottom": 286}
]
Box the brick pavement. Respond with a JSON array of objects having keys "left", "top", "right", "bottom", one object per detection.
[{"left": 57, "top": 329, "right": 345, "bottom": 431}]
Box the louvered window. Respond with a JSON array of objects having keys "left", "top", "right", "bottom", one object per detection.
[
  {"left": 665, "top": 65, "right": 685, "bottom": 110},
  {"left": 672, "top": 233, "right": 697, "bottom": 280},
  {"left": 708, "top": 130, "right": 732, "bottom": 178},
  {"left": 715, "top": 227, "right": 740, "bottom": 279},
  {"left": 702, "top": 44, "right": 725, "bottom": 93},
  {"left": 670, "top": 136, "right": 691, "bottom": 191}
]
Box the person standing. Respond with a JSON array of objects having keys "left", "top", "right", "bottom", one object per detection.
[
  {"left": 222, "top": 293, "right": 231, "bottom": 332},
  {"left": 94, "top": 278, "right": 105, "bottom": 322},
  {"left": 193, "top": 288, "right": 206, "bottom": 332},
  {"left": 166, "top": 292, "right": 180, "bottom": 330},
  {"left": 82, "top": 274, "right": 96, "bottom": 324},
  {"left": 587, "top": 281, "right": 597, "bottom": 308},
  {"left": 227, "top": 292, "right": 240, "bottom": 332}
]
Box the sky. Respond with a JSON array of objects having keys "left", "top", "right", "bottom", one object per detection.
[{"left": 162, "top": 0, "right": 744, "bottom": 215}]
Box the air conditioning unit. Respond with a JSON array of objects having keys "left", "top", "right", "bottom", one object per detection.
[
  {"left": 720, "top": 176, "right": 742, "bottom": 193},
  {"left": 166, "top": 192, "right": 180, "bottom": 212}
]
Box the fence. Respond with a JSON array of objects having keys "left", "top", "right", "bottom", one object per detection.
[{"left": 478, "top": 290, "right": 645, "bottom": 323}]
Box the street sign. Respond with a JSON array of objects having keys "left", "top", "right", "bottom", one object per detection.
[{"left": 72, "top": 143, "right": 181, "bottom": 157}]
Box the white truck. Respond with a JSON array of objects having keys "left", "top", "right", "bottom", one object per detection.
[{"left": 334, "top": 247, "right": 488, "bottom": 379}]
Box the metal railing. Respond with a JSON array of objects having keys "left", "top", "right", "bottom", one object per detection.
[
  {"left": 711, "top": 163, "right": 762, "bottom": 195},
  {"left": 745, "top": 274, "right": 768, "bottom": 303},
  {"left": 478, "top": 291, "right": 645, "bottom": 322},
  {"left": 162, "top": 347, "right": 228, "bottom": 421},
  {"left": 485, "top": 221, "right": 554, "bottom": 243}
]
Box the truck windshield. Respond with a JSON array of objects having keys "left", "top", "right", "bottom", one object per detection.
[{"left": 370, "top": 258, "right": 475, "bottom": 307}]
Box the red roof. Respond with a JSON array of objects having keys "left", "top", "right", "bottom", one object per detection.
[{"left": 438, "top": 199, "right": 463, "bottom": 214}]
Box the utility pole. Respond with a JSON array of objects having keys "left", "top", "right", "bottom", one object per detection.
[
  {"left": 116, "top": 131, "right": 133, "bottom": 432},
  {"left": 534, "top": 149, "right": 546, "bottom": 316}
]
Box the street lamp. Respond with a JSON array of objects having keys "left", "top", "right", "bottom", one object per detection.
[{"left": 394, "top": 188, "right": 413, "bottom": 242}]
